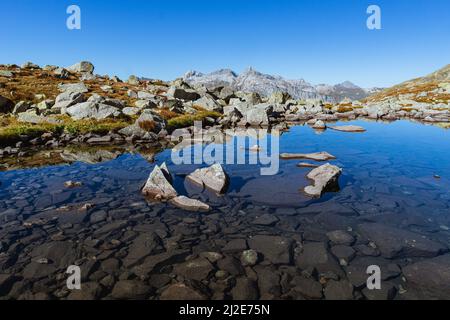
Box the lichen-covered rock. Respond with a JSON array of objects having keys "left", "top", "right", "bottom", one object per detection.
[
  {"left": 67, "top": 61, "right": 95, "bottom": 74},
  {"left": 66, "top": 102, "right": 121, "bottom": 120},
  {"left": 186, "top": 164, "right": 229, "bottom": 194},
  {"left": 142, "top": 165, "right": 177, "bottom": 201}
]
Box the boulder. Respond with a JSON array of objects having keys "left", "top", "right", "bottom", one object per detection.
[
  {"left": 186, "top": 164, "right": 229, "bottom": 194},
  {"left": 167, "top": 86, "right": 200, "bottom": 101},
  {"left": 21, "top": 62, "right": 40, "bottom": 69},
  {"left": 66, "top": 102, "right": 121, "bottom": 120},
  {"left": 118, "top": 124, "right": 154, "bottom": 140},
  {"left": 268, "top": 91, "right": 291, "bottom": 104},
  {"left": 0, "top": 95, "right": 14, "bottom": 114},
  {"left": 127, "top": 75, "right": 140, "bottom": 85},
  {"left": 135, "top": 100, "right": 157, "bottom": 109},
  {"left": 122, "top": 107, "right": 140, "bottom": 116},
  {"left": 358, "top": 223, "right": 447, "bottom": 259},
  {"left": 58, "top": 82, "right": 89, "bottom": 94},
  {"left": 136, "top": 109, "right": 165, "bottom": 133},
  {"left": 304, "top": 164, "right": 342, "bottom": 198},
  {"left": 193, "top": 95, "right": 222, "bottom": 112},
  {"left": 241, "top": 103, "right": 273, "bottom": 127},
  {"left": 17, "top": 112, "right": 53, "bottom": 124},
  {"left": 67, "top": 61, "right": 95, "bottom": 74},
  {"left": 142, "top": 165, "right": 177, "bottom": 201},
  {"left": 169, "top": 196, "right": 210, "bottom": 212},
  {"left": 53, "top": 67, "right": 70, "bottom": 79},
  {"left": 55, "top": 91, "right": 85, "bottom": 112},
  {"left": 0, "top": 70, "right": 14, "bottom": 78},
  {"left": 312, "top": 120, "right": 326, "bottom": 130},
  {"left": 280, "top": 151, "right": 336, "bottom": 161},
  {"left": 12, "top": 101, "right": 32, "bottom": 114}
]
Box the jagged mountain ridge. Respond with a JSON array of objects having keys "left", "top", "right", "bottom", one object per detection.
[{"left": 183, "top": 68, "right": 373, "bottom": 103}]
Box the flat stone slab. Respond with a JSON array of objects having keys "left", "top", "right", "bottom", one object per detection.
[
  {"left": 297, "top": 162, "right": 319, "bottom": 168},
  {"left": 402, "top": 254, "right": 450, "bottom": 299},
  {"left": 358, "top": 223, "right": 447, "bottom": 259},
  {"left": 169, "top": 196, "right": 210, "bottom": 212},
  {"left": 329, "top": 125, "right": 366, "bottom": 132},
  {"left": 280, "top": 152, "right": 336, "bottom": 161},
  {"left": 248, "top": 235, "right": 293, "bottom": 265}
]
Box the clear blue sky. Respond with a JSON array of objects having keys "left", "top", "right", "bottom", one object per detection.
[{"left": 1, "top": 0, "right": 449, "bottom": 87}]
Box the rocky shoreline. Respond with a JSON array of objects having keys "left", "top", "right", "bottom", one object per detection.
[{"left": 1, "top": 61, "right": 449, "bottom": 157}]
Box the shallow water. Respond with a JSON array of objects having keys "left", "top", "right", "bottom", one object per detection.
[
  {"left": 1, "top": 120, "right": 449, "bottom": 215},
  {"left": 0, "top": 120, "right": 449, "bottom": 300}
]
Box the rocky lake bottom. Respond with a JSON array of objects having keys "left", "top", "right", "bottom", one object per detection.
[{"left": 0, "top": 120, "right": 449, "bottom": 300}]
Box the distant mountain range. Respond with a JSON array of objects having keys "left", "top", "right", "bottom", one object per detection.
[{"left": 183, "top": 68, "right": 382, "bottom": 103}]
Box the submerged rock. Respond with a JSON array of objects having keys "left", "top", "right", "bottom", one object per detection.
[
  {"left": 240, "top": 250, "right": 259, "bottom": 267},
  {"left": 160, "top": 283, "right": 207, "bottom": 300},
  {"left": 402, "top": 254, "right": 450, "bottom": 299},
  {"left": 169, "top": 196, "right": 210, "bottom": 212},
  {"left": 329, "top": 125, "right": 366, "bottom": 132},
  {"left": 248, "top": 235, "right": 293, "bottom": 265},
  {"left": 304, "top": 163, "right": 342, "bottom": 198},
  {"left": 186, "top": 164, "right": 229, "bottom": 194},
  {"left": 280, "top": 152, "right": 336, "bottom": 161},
  {"left": 297, "top": 162, "right": 319, "bottom": 168},
  {"left": 358, "top": 223, "right": 447, "bottom": 259},
  {"left": 142, "top": 165, "right": 177, "bottom": 201},
  {"left": 111, "top": 280, "right": 151, "bottom": 300}
]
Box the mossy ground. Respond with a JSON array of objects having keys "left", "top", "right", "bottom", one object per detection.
[
  {"left": 0, "top": 115, "right": 132, "bottom": 146},
  {"left": 166, "top": 110, "right": 222, "bottom": 132}
]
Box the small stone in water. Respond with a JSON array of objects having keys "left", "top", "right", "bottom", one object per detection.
[
  {"left": 433, "top": 175, "right": 441, "bottom": 179},
  {"left": 36, "top": 258, "right": 50, "bottom": 264},
  {"left": 240, "top": 249, "right": 259, "bottom": 267},
  {"left": 64, "top": 180, "right": 83, "bottom": 188}
]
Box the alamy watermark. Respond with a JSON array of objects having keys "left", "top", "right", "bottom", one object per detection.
[
  {"left": 67, "top": 5, "right": 81, "bottom": 30},
  {"left": 66, "top": 265, "right": 81, "bottom": 290},
  {"left": 367, "top": 5, "right": 382, "bottom": 30}
]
